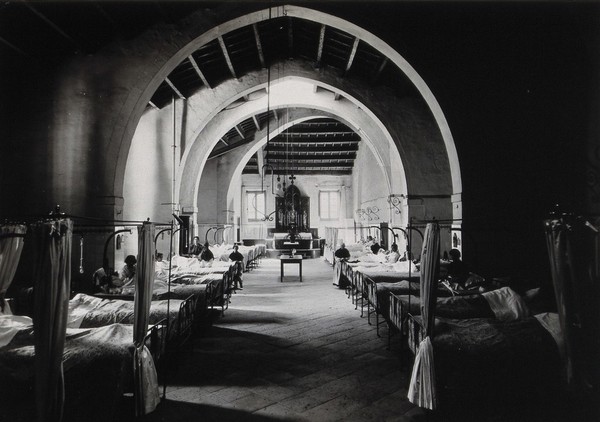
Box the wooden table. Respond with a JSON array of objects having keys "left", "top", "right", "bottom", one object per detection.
[{"left": 280, "top": 255, "right": 303, "bottom": 282}]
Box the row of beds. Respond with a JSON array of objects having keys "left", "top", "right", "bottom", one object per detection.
[
  {"left": 1, "top": 242, "right": 265, "bottom": 422},
  {"left": 332, "top": 242, "right": 564, "bottom": 413}
]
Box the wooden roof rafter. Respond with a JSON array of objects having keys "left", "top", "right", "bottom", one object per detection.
[
  {"left": 252, "top": 23, "right": 266, "bottom": 68},
  {"left": 218, "top": 35, "right": 237, "bottom": 79},
  {"left": 165, "top": 77, "right": 186, "bottom": 100},
  {"left": 188, "top": 55, "right": 212, "bottom": 89}
]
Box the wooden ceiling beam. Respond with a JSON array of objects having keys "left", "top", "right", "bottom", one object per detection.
[
  {"left": 218, "top": 36, "right": 237, "bottom": 79},
  {"left": 235, "top": 125, "right": 245, "bottom": 139},
  {"left": 316, "top": 24, "right": 326, "bottom": 65},
  {"left": 372, "top": 57, "right": 389, "bottom": 84},
  {"left": 266, "top": 163, "right": 354, "bottom": 169},
  {"left": 252, "top": 115, "right": 261, "bottom": 130},
  {"left": 266, "top": 153, "right": 356, "bottom": 160},
  {"left": 345, "top": 37, "right": 360, "bottom": 73},
  {"left": 23, "top": 3, "right": 78, "bottom": 47},
  {"left": 0, "top": 36, "right": 34, "bottom": 60},
  {"left": 267, "top": 148, "right": 357, "bottom": 153},
  {"left": 244, "top": 168, "right": 352, "bottom": 176},
  {"left": 165, "top": 77, "right": 186, "bottom": 100},
  {"left": 268, "top": 139, "right": 359, "bottom": 145},
  {"left": 188, "top": 55, "right": 212, "bottom": 88},
  {"left": 252, "top": 23, "right": 266, "bottom": 68},
  {"left": 283, "top": 131, "right": 357, "bottom": 137}
]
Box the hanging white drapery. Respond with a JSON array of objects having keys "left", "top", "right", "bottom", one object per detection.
[
  {"left": 32, "top": 218, "right": 73, "bottom": 422},
  {"left": 407, "top": 222, "right": 440, "bottom": 410},
  {"left": 0, "top": 224, "right": 27, "bottom": 314},
  {"left": 133, "top": 222, "right": 160, "bottom": 416},
  {"left": 333, "top": 258, "right": 342, "bottom": 285}
]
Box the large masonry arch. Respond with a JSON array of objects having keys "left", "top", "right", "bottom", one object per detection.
[{"left": 116, "top": 5, "right": 461, "bottom": 216}]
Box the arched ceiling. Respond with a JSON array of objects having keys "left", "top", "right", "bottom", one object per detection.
[
  {"left": 148, "top": 14, "right": 417, "bottom": 108},
  {"left": 0, "top": 1, "right": 460, "bottom": 197},
  {"left": 145, "top": 11, "right": 420, "bottom": 177},
  {"left": 209, "top": 112, "right": 360, "bottom": 176}
]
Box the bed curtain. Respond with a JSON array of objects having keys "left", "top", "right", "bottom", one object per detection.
[
  {"left": 133, "top": 222, "right": 160, "bottom": 416},
  {"left": 32, "top": 218, "right": 73, "bottom": 422},
  {"left": 408, "top": 222, "right": 440, "bottom": 410},
  {"left": 0, "top": 224, "right": 27, "bottom": 313},
  {"left": 544, "top": 219, "right": 573, "bottom": 384},
  {"left": 545, "top": 217, "right": 600, "bottom": 391}
]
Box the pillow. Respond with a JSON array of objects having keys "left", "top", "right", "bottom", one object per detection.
[
  {"left": 482, "top": 287, "right": 530, "bottom": 321},
  {"left": 392, "top": 260, "right": 418, "bottom": 273}
]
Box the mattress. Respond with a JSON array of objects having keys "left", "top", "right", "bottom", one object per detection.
[
  {"left": 68, "top": 293, "right": 182, "bottom": 329},
  {"left": 0, "top": 323, "right": 136, "bottom": 422},
  {"left": 410, "top": 314, "right": 562, "bottom": 403}
]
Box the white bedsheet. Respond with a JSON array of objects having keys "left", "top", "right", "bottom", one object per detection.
[
  {"left": 68, "top": 293, "right": 106, "bottom": 328},
  {"left": 0, "top": 314, "right": 33, "bottom": 348},
  {"left": 392, "top": 260, "right": 419, "bottom": 274},
  {"left": 481, "top": 286, "right": 530, "bottom": 321}
]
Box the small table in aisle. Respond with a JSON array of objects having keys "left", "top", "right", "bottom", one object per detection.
[{"left": 280, "top": 255, "right": 303, "bottom": 282}]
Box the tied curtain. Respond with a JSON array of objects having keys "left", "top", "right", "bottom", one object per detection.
[
  {"left": 32, "top": 219, "right": 73, "bottom": 422},
  {"left": 545, "top": 217, "right": 600, "bottom": 390},
  {"left": 407, "top": 222, "right": 440, "bottom": 410},
  {"left": 543, "top": 219, "right": 572, "bottom": 383},
  {"left": 133, "top": 222, "right": 160, "bottom": 416},
  {"left": 0, "top": 224, "right": 27, "bottom": 314}
]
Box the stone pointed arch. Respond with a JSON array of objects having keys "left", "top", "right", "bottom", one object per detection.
[
  {"left": 118, "top": 4, "right": 461, "bottom": 237},
  {"left": 116, "top": 5, "right": 461, "bottom": 201},
  {"left": 176, "top": 75, "right": 405, "bottom": 214}
]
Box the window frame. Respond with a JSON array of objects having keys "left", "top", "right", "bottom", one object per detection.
[
  {"left": 319, "top": 190, "right": 340, "bottom": 220},
  {"left": 246, "top": 190, "right": 266, "bottom": 222}
]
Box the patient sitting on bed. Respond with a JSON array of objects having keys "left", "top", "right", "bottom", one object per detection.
[
  {"left": 370, "top": 240, "right": 381, "bottom": 255},
  {"left": 199, "top": 242, "right": 214, "bottom": 267},
  {"left": 385, "top": 243, "right": 400, "bottom": 264},
  {"left": 119, "top": 255, "right": 137, "bottom": 285},
  {"left": 334, "top": 243, "right": 351, "bottom": 260},
  {"left": 447, "top": 249, "right": 469, "bottom": 282},
  {"left": 92, "top": 267, "right": 120, "bottom": 293}
]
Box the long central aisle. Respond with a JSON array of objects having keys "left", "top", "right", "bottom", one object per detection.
[{"left": 153, "top": 258, "right": 421, "bottom": 422}]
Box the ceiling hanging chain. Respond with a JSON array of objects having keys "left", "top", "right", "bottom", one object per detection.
[{"left": 290, "top": 108, "right": 295, "bottom": 185}]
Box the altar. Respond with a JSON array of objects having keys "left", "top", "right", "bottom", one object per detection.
[
  {"left": 266, "top": 184, "right": 322, "bottom": 258},
  {"left": 273, "top": 232, "right": 313, "bottom": 250},
  {"left": 275, "top": 184, "right": 310, "bottom": 233}
]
